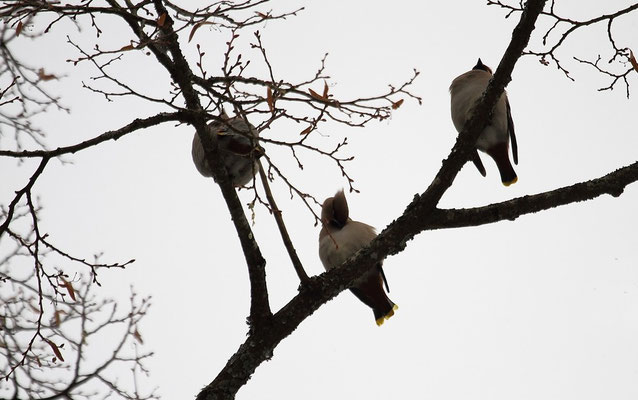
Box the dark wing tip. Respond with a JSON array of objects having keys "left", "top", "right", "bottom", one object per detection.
[
  {"left": 506, "top": 98, "right": 518, "bottom": 165},
  {"left": 472, "top": 150, "right": 487, "bottom": 177}
]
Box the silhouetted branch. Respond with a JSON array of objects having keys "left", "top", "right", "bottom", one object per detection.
[
  {"left": 574, "top": 54, "right": 635, "bottom": 98},
  {"left": 195, "top": 1, "right": 549, "bottom": 398},
  {"left": 257, "top": 160, "right": 309, "bottom": 283},
  {"left": 428, "top": 161, "right": 638, "bottom": 229},
  {"left": 489, "top": 0, "right": 638, "bottom": 95},
  {"left": 0, "top": 266, "right": 155, "bottom": 399},
  {"left": 0, "top": 111, "right": 188, "bottom": 159},
  {"left": 147, "top": 0, "right": 272, "bottom": 329},
  {"left": 0, "top": 157, "right": 48, "bottom": 239},
  {"left": 0, "top": 20, "right": 68, "bottom": 152},
  {"left": 5, "top": 1, "right": 637, "bottom": 399}
]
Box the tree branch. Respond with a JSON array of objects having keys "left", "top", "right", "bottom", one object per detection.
[
  {"left": 0, "top": 111, "right": 188, "bottom": 158},
  {"left": 143, "top": 0, "right": 272, "bottom": 328},
  {"left": 197, "top": 132, "right": 638, "bottom": 400},
  {"left": 490, "top": 0, "right": 638, "bottom": 93},
  {"left": 0, "top": 157, "right": 48, "bottom": 239},
  {"left": 257, "top": 160, "right": 309, "bottom": 283},
  {"left": 427, "top": 161, "right": 638, "bottom": 230},
  {"left": 195, "top": 1, "right": 549, "bottom": 398}
]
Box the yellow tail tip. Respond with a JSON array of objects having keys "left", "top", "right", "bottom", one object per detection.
[
  {"left": 503, "top": 176, "right": 518, "bottom": 187},
  {"left": 375, "top": 304, "right": 399, "bottom": 326}
]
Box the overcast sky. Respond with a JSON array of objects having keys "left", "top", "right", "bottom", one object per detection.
[{"left": 2, "top": 1, "right": 638, "bottom": 399}]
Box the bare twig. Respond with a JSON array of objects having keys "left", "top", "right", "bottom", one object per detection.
[
  {"left": 257, "top": 160, "right": 309, "bottom": 283},
  {"left": 0, "top": 111, "right": 189, "bottom": 159},
  {"left": 489, "top": 0, "right": 638, "bottom": 94},
  {"left": 195, "top": 1, "right": 549, "bottom": 398}
]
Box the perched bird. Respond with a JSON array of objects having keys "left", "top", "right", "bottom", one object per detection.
[
  {"left": 318, "top": 190, "right": 398, "bottom": 326},
  {"left": 450, "top": 58, "right": 518, "bottom": 186},
  {"left": 191, "top": 113, "right": 262, "bottom": 187}
]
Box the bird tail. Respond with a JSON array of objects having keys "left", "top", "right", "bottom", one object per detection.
[
  {"left": 486, "top": 142, "right": 517, "bottom": 186},
  {"left": 350, "top": 267, "right": 399, "bottom": 327},
  {"left": 374, "top": 303, "right": 399, "bottom": 326}
]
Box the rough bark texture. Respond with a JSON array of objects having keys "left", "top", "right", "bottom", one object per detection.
[
  {"left": 426, "top": 162, "right": 638, "bottom": 230},
  {"left": 113, "top": 0, "right": 273, "bottom": 328},
  {"left": 160, "top": 0, "right": 272, "bottom": 328},
  {"left": 6, "top": 1, "right": 638, "bottom": 399},
  {"left": 195, "top": 1, "right": 550, "bottom": 398}
]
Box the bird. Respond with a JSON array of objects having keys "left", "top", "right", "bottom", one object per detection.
[
  {"left": 318, "top": 190, "right": 398, "bottom": 326},
  {"left": 449, "top": 58, "right": 518, "bottom": 186},
  {"left": 191, "top": 112, "right": 262, "bottom": 187}
]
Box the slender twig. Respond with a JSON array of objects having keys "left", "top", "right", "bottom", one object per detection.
[
  {"left": 0, "top": 111, "right": 189, "bottom": 158},
  {"left": 489, "top": 0, "right": 638, "bottom": 94},
  {"left": 0, "top": 157, "right": 49, "bottom": 239},
  {"left": 196, "top": 2, "right": 549, "bottom": 398},
  {"left": 257, "top": 160, "right": 309, "bottom": 283}
]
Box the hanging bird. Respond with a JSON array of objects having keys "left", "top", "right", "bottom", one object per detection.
[
  {"left": 450, "top": 58, "right": 518, "bottom": 186},
  {"left": 191, "top": 112, "right": 262, "bottom": 187},
  {"left": 318, "top": 190, "right": 398, "bottom": 326}
]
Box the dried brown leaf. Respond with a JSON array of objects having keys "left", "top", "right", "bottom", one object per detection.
[
  {"left": 267, "top": 87, "right": 274, "bottom": 112},
  {"left": 120, "top": 43, "right": 135, "bottom": 51},
  {"left": 45, "top": 339, "right": 64, "bottom": 362},
  {"left": 629, "top": 50, "right": 638, "bottom": 73},
  {"left": 300, "top": 126, "right": 313, "bottom": 135},
  {"left": 391, "top": 99, "right": 404, "bottom": 110},
  {"left": 323, "top": 80, "right": 329, "bottom": 98},
  {"left": 189, "top": 21, "right": 214, "bottom": 43},
  {"left": 60, "top": 279, "right": 76, "bottom": 301},
  {"left": 37, "top": 68, "right": 56, "bottom": 81},
  {"left": 308, "top": 88, "right": 326, "bottom": 101},
  {"left": 52, "top": 310, "right": 65, "bottom": 326},
  {"left": 157, "top": 13, "right": 167, "bottom": 27},
  {"left": 133, "top": 328, "right": 144, "bottom": 344},
  {"left": 16, "top": 21, "right": 23, "bottom": 36}
]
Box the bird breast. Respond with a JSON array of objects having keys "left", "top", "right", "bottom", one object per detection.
[
  {"left": 450, "top": 70, "right": 509, "bottom": 151},
  {"left": 318, "top": 221, "right": 377, "bottom": 271}
]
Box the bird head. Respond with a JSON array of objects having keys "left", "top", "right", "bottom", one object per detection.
[
  {"left": 321, "top": 190, "right": 349, "bottom": 229},
  {"left": 473, "top": 58, "right": 493, "bottom": 74}
]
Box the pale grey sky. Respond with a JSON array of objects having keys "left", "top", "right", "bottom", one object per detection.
[{"left": 2, "top": 1, "right": 638, "bottom": 399}]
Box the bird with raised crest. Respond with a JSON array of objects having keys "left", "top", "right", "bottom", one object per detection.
[{"left": 318, "top": 190, "right": 398, "bottom": 326}]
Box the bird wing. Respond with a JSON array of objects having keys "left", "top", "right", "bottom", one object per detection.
[
  {"left": 224, "top": 136, "right": 255, "bottom": 156},
  {"left": 506, "top": 98, "right": 518, "bottom": 165},
  {"left": 471, "top": 150, "right": 487, "bottom": 177},
  {"left": 378, "top": 263, "right": 391, "bottom": 293}
]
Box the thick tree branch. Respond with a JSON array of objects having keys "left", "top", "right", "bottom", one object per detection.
[
  {"left": 427, "top": 161, "right": 638, "bottom": 230},
  {"left": 411, "top": 0, "right": 547, "bottom": 211},
  {"left": 195, "top": 1, "right": 549, "bottom": 398},
  {"left": 8, "top": 1, "right": 637, "bottom": 399},
  {"left": 198, "top": 156, "right": 638, "bottom": 400},
  {"left": 139, "top": 0, "right": 272, "bottom": 327}
]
